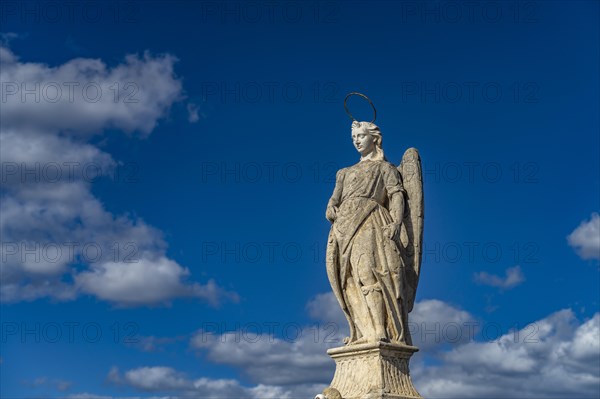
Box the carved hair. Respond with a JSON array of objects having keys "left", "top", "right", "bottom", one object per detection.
[{"left": 352, "top": 121, "right": 386, "bottom": 161}]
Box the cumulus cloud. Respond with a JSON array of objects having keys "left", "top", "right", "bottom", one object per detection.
[
  {"left": 414, "top": 310, "right": 600, "bottom": 398},
  {"left": 190, "top": 293, "right": 348, "bottom": 386},
  {"left": 568, "top": 213, "right": 600, "bottom": 260},
  {"left": 189, "top": 293, "right": 475, "bottom": 392},
  {"left": 185, "top": 293, "right": 348, "bottom": 395},
  {"left": 0, "top": 46, "right": 235, "bottom": 306},
  {"left": 306, "top": 292, "right": 347, "bottom": 326},
  {"left": 70, "top": 295, "right": 599, "bottom": 399},
  {"left": 107, "top": 366, "right": 298, "bottom": 399},
  {"left": 190, "top": 329, "right": 336, "bottom": 387},
  {"left": 474, "top": 265, "right": 525, "bottom": 290},
  {"left": 191, "top": 294, "right": 598, "bottom": 398},
  {"left": 22, "top": 376, "right": 72, "bottom": 392},
  {"left": 124, "top": 367, "right": 190, "bottom": 391},
  {"left": 0, "top": 48, "right": 182, "bottom": 135},
  {"left": 410, "top": 299, "right": 478, "bottom": 350}
]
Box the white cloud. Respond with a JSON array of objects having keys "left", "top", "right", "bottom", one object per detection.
[
  {"left": 22, "top": 376, "right": 72, "bottom": 391},
  {"left": 190, "top": 329, "right": 336, "bottom": 386},
  {"left": 306, "top": 292, "right": 347, "bottom": 327},
  {"left": 410, "top": 299, "right": 478, "bottom": 350},
  {"left": 0, "top": 48, "right": 182, "bottom": 136},
  {"left": 75, "top": 257, "right": 236, "bottom": 306},
  {"left": 107, "top": 366, "right": 299, "bottom": 399},
  {"left": 186, "top": 103, "right": 200, "bottom": 123},
  {"left": 474, "top": 265, "right": 525, "bottom": 290},
  {"left": 74, "top": 295, "right": 599, "bottom": 399},
  {"left": 414, "top": 310, "right": 600, "bottom": 398},
  {"left": 124, "top": 367, "right": 190, "bottom": 391},
  {"left": 569, "top": 313, "right": 600, "bottom": 361},
  {"left": 191, "top": 294, "right": 598, "bottom": 398},
  {"left": 0, "top": 46, "right": 235, "bottom": 306},
  {"left": 189, "top": 293, "right": 347, "bottom": 386},
  {"left": 0, "top": 127, "right": 115, "bottom": 172},
  {"left": 189, "top": 293, "right": 475, "bottom": 391},
  {"left": 568, "top": 213, "right": 600, "bottom": 260},
  {"left": 0, "top": 32, "right": 23, "bottom": 46}
]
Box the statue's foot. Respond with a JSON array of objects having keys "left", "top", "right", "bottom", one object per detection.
[
  {"left": 348, "top": 336, "right": 368, "bottom": 345},
  {"left": 374, "top": 328, "right": 389, "bottom": 343}
]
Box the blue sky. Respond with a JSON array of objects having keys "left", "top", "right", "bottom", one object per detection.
[{"left": 0, "top": 1, "right": 599, "bottom": 398}]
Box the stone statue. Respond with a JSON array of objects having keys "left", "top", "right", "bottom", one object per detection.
[{"left": 320, "top": 93, "right": 424, "bottom": 399}]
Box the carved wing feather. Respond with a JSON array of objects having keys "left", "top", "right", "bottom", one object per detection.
[{"left": 398, "top": 148, "right": 424, "bottom": 313}]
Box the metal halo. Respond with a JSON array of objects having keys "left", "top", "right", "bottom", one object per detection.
[{"left": 344, "top": 92, "right": 377, "bottom": 123}]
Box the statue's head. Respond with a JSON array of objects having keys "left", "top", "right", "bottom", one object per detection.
[{"left": 351, "top": 121, "right": 386, "bottom": 161}]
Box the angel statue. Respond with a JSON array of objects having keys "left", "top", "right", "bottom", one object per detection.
[{"left": 325, "top": 93, "right": 424, "bottom": 347}]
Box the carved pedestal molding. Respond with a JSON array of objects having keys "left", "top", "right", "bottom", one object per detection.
[{"left": 327, "top": 342, "right": 423, "bottom": 399}]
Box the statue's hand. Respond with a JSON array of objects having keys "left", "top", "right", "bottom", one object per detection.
[
  {"left": 326, "top": 206, "right": 338, "bottom": 223},
  {"left": 384, "top": 223, "right": 401, "bottom": 242}
]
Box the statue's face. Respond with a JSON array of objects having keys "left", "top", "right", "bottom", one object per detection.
[{"left": 351, "top": 127, "right": 375, "bottom": 156}]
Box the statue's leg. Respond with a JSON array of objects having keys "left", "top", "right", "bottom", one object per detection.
[
  {"left": 349, "top": 245, "right": 377, "bottom": 342},
  {"left": 356, "top": 254, "right": 387, "bottom": 341},
  {"left": 343, "top": 273, "right": 366, "bottom": 342}
]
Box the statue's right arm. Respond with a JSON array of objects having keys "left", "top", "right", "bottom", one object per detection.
[{"left": 326, "top": 169, "right": 344, "bottom": 223}]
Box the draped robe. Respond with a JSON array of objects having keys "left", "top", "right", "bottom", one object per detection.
[{"left": 326, "top": 159, "right": 412, "bottom": 345}]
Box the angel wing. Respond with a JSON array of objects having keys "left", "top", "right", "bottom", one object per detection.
[{"left": 398, "top": 148, "right": 424, "bottom": 313}]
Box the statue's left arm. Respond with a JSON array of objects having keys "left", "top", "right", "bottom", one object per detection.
[
  {"left": 383, "top": 165, "right": 406, "bottom": 240},
  {"left": 389, "top": 191, "right": 405, "bottom": 226}
]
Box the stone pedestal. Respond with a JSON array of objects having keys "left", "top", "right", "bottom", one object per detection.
[{"left": 327, "top": 342, "right": 423, "bottom": 399}]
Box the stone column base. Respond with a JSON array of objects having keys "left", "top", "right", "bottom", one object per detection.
[{"left": 327, "top": 342, "right": 423, "bottom": 399}]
